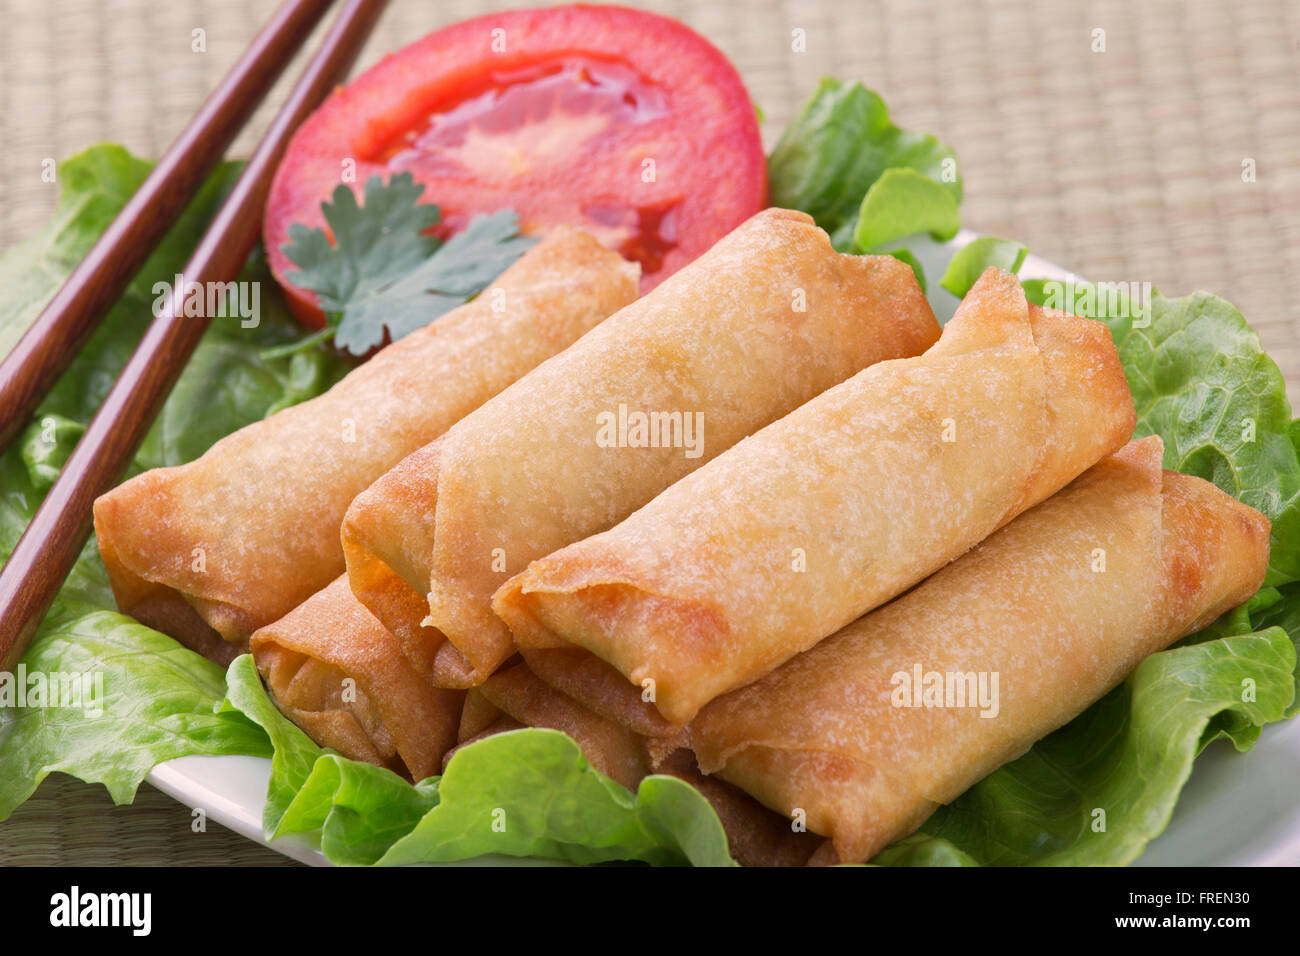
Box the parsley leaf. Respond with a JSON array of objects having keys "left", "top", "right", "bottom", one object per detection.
[{"left": 281, "top": 174, "right": 535, "bottom": 355}]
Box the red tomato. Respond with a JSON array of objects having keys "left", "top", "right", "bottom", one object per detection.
[{"left": 265, "top": 4, "right": 767, "bottom": 327}]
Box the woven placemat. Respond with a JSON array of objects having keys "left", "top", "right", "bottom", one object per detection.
[
  {"left": 3, "top": 776, "right": 298, "bottom": 866},
  {"left": 1, "top": 0, "right": 1297, "bottom": 866}
]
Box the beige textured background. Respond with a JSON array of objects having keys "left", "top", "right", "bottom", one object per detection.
[{"left": 1, "top": 0, "right": 1297, "bottom": 864}]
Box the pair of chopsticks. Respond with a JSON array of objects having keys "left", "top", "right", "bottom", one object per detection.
[{"left": 0, "top": 0, "right": 389, "bottom": 671}]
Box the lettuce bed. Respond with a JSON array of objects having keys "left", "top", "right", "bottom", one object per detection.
[{"left": 1, "top": 90, "right": 1297, "bottom": 866}]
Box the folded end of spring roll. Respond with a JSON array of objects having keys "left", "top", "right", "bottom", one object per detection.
[
  {"left": 93, "top": 484, "right": 255, "bottom": 658},
  {"left": 250, "top": 576, "right": 464, "bottom": 781},
  {"left": 457, "top": 682, "right": 511, "bottom": 744},
  {"left": 687, "top": 437, "right": 1269, "bottom": 862},
  {"left": 1157, "top": 468, "right": 1273, "bottom": 634},
  {"left": 93, "top": 226, "right": 639, "bottom": 657},
  {"left": 496, "top": 268, "right": 1137, "bottom": 726},
  {"left": 497, "top": 569, "right": 729, "bottom": 726},
  {"left": 341, "top": 438, "right": 502, "bottom": 689},
  {"left": 341, "top": 440, "right": 449, "bottom": 681},
  {"left": 1015, "top": 297, "right": 1138, "bottom": 516}
]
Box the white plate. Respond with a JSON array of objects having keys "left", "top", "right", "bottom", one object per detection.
[{"left": 148, "top": 232, "right": 1300, "bottom": 866}]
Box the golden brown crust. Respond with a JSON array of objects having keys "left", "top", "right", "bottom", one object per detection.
[
  {"left": 502, "top": 269, "right": 1137, "bottom": 725},
  {"left": 456, "top": 688, "right": 506, "bottom": 745},
  {"left": 348, "top": 207, "right": 940, "bottom": 688},
  {"left": 94, "top": 228, "right": 639, "bottom": 653},
  {"left": 250, "top": 576, "right": 465, "bottom": 781},
  {"left": 520, "top": 647, "right": 685, "bottom": 740},
  {"left": 341, "top": 440, "right": 448, "bottom": 681},
  {"left": 1157, "top": 470, "right": 1271, "bottom": 633},
  {"left": 686, "top": 438, "right": 1269, "bottom": 862}
]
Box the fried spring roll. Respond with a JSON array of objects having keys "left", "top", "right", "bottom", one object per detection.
[
  {"left": 93, "top": 229, "right": 639, "bottom": 656},
  {"left": 250, "top": 576, "right": 464, "bottom": 781},
  {"left": 687, "top": 437, "right": 1270, "bottom": 862},
  {"left": 342, "top": 207, "right": 940, "bottom": 688},
  {"left": 499, "top": 268, "right": 1136, "bottom": 724}
]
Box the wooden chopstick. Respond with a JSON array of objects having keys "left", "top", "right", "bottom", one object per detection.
[
  {"left": 0, "top": 0, "right": 390, "bottom": 672},
  {"left": 0, "top": 0, "right": 338, "bottom": 453}
]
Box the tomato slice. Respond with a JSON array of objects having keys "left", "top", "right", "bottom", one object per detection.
[{"left": 265, "top": 4, "right": 767, "bottom": 327}]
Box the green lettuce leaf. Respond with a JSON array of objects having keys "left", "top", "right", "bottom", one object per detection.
[
  {"left": 288, "top": 756, "right": 440, "bottom": 866},
  {"left": 221, "top": 655, "right": 441, "bottom": 866},
  {"left": 0, "top": 145, "right": 349, "bottom": 478},
  {"left": 19, "top": 413, "right": 84, "bottom": 492},
  {"left": 133, "top": 258, "right": 347, "bottom": 471},
  {"left": 851, "top": 168, "right": 961, "bottom": 253},
  {"left": 1024, "top": 280, "right": 1300, "bottom": 587},
  {"left": 769, "top": 77, "right": 961, "bottom": 239},
  {"left": 1250, "top": 582, "right": 1300, "bottom": 717},
  {"left": 940, "top": 237, "right": 1029, "bottom": 297},
  {"left": 224, "top": 653, "right": 736, "bottom": 867},
  {"left": 1117, "top": 294, "right": 1300, "bottom": 587},
  {"left": 220, "top": 655, "right": 325, "bottom": 836},
  {"left": 880, "top": 248, "right": 927, "bottom": 292},
  {"left": 0, "top": 145, "right": 347, "bottom": 814},
  {"left": 870, "top": 834, "right": 979, "bottom": 867},
  {"left": 0, "top": 144, "right": 232, "bottom": 360},
  {"left": 377, "top": 729, "right": 734, "bottom": 867},
  {"left": 2, "top": 417, "right": 110, "bottom": 620},
  {"left": 0, "top": 612, "right": 270, "bottom": 821}
]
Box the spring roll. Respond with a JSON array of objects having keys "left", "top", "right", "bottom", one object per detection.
[
  {"left": 499, "top": 268, "right": 1136, "bottom": 724},
  {"left": 94, "top": 228, "right": 638, "bottom": 656},
  {"left": 451, "top": 665, "right": 824, "bottom": 865},
  {"left": 687, "top": 437, "right": 1270, "bottom": 863},
  {"left": 251, "top": 576, "right": 462, "bottom": 780},
  {"left": 343, "top": 207, "right": 940, "bottom": 688}
]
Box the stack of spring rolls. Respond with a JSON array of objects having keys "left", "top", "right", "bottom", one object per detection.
[
  {"left": 94, "top": 209, "right": 1270, "bottom": 864},
  {"left": 96, "top": 226, "right": 643, "bottom": 777}
]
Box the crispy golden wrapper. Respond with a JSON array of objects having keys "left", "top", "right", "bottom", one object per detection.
[
  {"left": 251, "top": 576, "right": 463, "bottom": 781},
  {"left": 94, "top": 228, "right": 639, "bottom": 655},
  {"left": 689, "top": 438, "right": 1269, "bottom": 862},
  {"left": 500, "top": 268, "right": 1137, "bottom": 724},
  {"left": 343, "top": 207, "right": 939, "bottom": 689}
]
